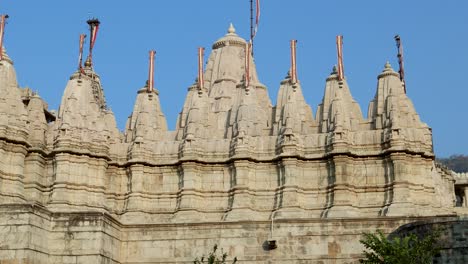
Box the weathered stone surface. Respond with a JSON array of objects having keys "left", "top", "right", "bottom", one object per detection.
[{"left": 0, "top": 25, "right": 464, "bottom": 263}]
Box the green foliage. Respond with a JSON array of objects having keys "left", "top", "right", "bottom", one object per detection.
[
  {"left": 359, "top": 230, "right": 441, "bottom": 264},
  {"left": 437, "top": 154, "right": 468, "bottom": 172},
  {"left": 193, "top": 244, "right": 237, "bottom": 264}
]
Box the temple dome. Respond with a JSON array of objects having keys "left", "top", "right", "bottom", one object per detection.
[{"left": 212, "top": 23, "right": 247, "bottom": 49}]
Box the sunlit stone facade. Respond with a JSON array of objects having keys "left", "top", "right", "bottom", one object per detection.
[{"left": 0, "top": 25, "right": 461, "bottom": 263}]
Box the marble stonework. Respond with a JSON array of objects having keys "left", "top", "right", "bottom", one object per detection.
[{"left": 0, "top": 25, "right": 462, "bottom": 263}]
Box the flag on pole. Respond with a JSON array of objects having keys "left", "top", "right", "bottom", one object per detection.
[
  {"left": 336, "top": 35, "right": 344, "bottom": 81},
  {"left": 86, "top": 18, "right": 100, "bottom": 66},
  {"left": 252, "top": 0, "right": 260, "bottom": 39},
  {"left": 245, "top": 41, "right": 251, "bottom": 87},
  {"left": 395, "top": 35, "right": 406, "bottom": 93},
  {"left": 198, "top": 47, "right": 205, "bottom": 90},
  {"left": 290, "top": 40, "right": 298, "bottom": 84},
  {"left": 78, "top": 34, "right": 86, "bottom": 72},
  {"left": 89, "top": 20, "right": 100, "bottom": 51},
  {"left": 148, "top": 50, "right": 156, "bottom": 92},
  {"left": 0, "top": 15, "right": 9, "bottom": 61}
]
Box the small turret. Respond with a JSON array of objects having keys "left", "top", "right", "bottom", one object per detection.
[
  {"left": 274, "top": 70, "right": 315, "bottom": 152},
  {"left": 274, "top": 41, "right": 315, "bottom": 140},
  {"left": 316, "top": 66, "right": 363, "bottom": 134},
  {"left": 0, "top": 46, "right": 29, "bottom": 144},
  {"left": 26, "top": 93, "right": 48, "bottom": 148},
  {"left": 53, "top": 20, "right": 120, "bottom": 157},
  {"left": 368, "top": 62, "right": 432, "bottom": 153},
  {"left": 125, "top": 81, "right": 168, "bottom": 144}
]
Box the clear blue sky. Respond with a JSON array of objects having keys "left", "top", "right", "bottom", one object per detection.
[{"left": 2, "top": 0, "right": 467, "bottom": 157}]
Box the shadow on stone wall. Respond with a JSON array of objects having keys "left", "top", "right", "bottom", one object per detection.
[{"left": 390, "top": 216, "right": 468, "bottom": 264}]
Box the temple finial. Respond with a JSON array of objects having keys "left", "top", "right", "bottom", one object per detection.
[
  {"left": 384, "top": 61, "right": 392, "bottom": 70},
  {"left": 331, "top": 65, "right": 338, "bottom": 74},
  {"left": 228, "top": 23, "right": 236, "bottom": 34},
  {"left": 84, "top": 56, "right": 92, "bottom": 68}
]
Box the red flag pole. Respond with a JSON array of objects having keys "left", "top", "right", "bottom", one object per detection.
[
  {"left": 86, "top": 18, "right": 100, "bottom": 67},
  {"left": 395, "top": 35, "right": 406, "bottom": 93},
  {"left": 148, "top": 50, "right": 156, "bottom": 92},
  {"left": 255, "top": 0, "right": 260, "bottom": 37},
  {"left": 245, "top": 41, "right": 251, "bottom": 87},
  {"left": 78, "top": 34, "right": 86, "bottom": 72},
  {"left": 0, "top": 15, "right": 9, "bottom": 61},
  {"left": 197, "top": 47, "right": 205, "bottom": 90},
  {"left": 336, "top": 35, "right": 345, "bottom": 81},
  {"left": 290, "top": 40, "right": 298, "bottom": 84},
  {"left": 250, "top": 0, "right": 254, "bottom": 46},
  {"left": 250, "top": 0, "right": 260, "bottom": 56}
]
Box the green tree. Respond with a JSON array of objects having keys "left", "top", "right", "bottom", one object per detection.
[
  {"left": 359, "top": 230, "right": 441, "bottom": 264},
  {"left": 193, "top": 244, "right": 237, "bottom": 264}
]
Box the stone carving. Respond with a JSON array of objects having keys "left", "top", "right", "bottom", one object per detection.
[{"left": 0, "top": 25, "right": 462, "bottom": 263}]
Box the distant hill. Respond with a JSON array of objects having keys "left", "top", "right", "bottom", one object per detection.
[{"left": 437, "top": 155, "right": 468, "bottom": 173}]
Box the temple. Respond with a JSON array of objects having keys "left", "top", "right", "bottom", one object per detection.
[{"left": 0, "top": 23, "right": 466, "bottom": 263}]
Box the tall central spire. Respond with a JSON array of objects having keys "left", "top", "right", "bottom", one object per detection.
[{"left": 176, "top": 24, "right": 272, "bottom": 141}]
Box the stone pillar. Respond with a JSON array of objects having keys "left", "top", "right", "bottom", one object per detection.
[
  {"left": 225, "top": 160, "right": 256, "bottom": 220},
  {"left": 0, "top": 142, "right": 28, "bottom": 204},
  {"left": 326, "top": 155, "right": 359, "bottom": 217},
  {"left": 174, "top": 162, "right": 202, "bottom": 221},
  {"left": 125, "top": 164, "right": 144, "bottom": 212},
  {"left": 275, "top": 158, "right": 305, "bottom": 218},
  {"left": 464, "top": 187, "right": 468, "bottom": 208},
  {"left": 49, "top": 153, "right": 109, "bottom": 212},
  {"left": 385, "top": 153, "right": 416, "bottom": 216}
]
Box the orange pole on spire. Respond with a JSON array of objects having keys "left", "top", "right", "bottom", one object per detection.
[
  {"left": 148, "top": 50, "right": 156, "bottom": 92},
  {"left": 78, "top": 34, "right": 86, "bottom": 72},
  {"left": 336, "top": 35, "right": 344, "bottom": 81},
  {"left": 245, "top": 41, "right": 251, "bottom": 87},
  {"left": 197, "top": 47, "right": 205, "bottom": 89},
  {"left": 290, "top": 39, "right": 298, "bottom": 84},
  {"left": 0, "top": 14, "right": 9, "bottom": 61},
  {"left": 395, "top": 35, "right": 406, "bottom": 93}
]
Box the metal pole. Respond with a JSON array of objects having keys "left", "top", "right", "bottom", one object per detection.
[
  {"left": 250, "top": 0, "right": 254, "bottom": 56},
  {"left": 395, "top": 35, "right": 406, "bottom": 93},
  {"left": 0, "top": 15, "right": 9, "bottom": 61},
  {"left": 198, "top": 47, "right": 204, "bottom": 90},
  {"left": 336, "top": 35, "right": 344, "bottom": 81},
  {"left": 148, "top": 50, "right": 155, "bottom": 92},
  {"left": 291, "top": 40, "right": 297, "bottom": 84}
]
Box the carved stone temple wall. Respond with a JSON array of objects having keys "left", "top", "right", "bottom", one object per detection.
[{"left": 0, "top": 25, "right": 460, "bottom": 263}]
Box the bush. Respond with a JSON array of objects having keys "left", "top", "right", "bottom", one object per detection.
[
  {"left": 193, "top": 244, "right": 237, "bottom": 264},
  {"left": 359, "top": 230, "right": 441, "bottom": 264}
]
